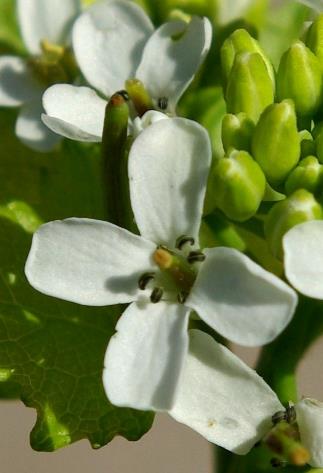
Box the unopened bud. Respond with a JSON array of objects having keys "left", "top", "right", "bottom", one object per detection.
[
  {"left": 277, "top": 41, "right": 322, "bottom": 118},
  {"left": 251, "top": 100, "right": 300, "bottom": 186},
  {"left": 285, "top": 156, "right": 323, "bottom": 195},
  {"left": 221, "top": 28, "right": 274, "bottom": 87},
  {"left": 314, "top": 128, "right": 323, "bottom": 163},
  {"left": 265, "top": 189, "right": 323, "bottom": 259},
  {"left": 221, "top": 112, "right": 255, "bottom": 153},
  {"left": 211, "top": 150, "right": 266, "bottom": 222},
  {"left": 226, "top": 52, "right": 274, "bottom": 123},
  {"left": 306, "top": 14, "right": 323, "bottom": 63},
  {"left": 299, "top": 130, "right": 316, "bottom": 159}
]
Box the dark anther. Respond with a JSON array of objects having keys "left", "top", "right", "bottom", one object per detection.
[
  {"left": 158, "top": 96, "right": 168, "bottom": 110},
  {"left": 187, "top": 251, "right": 206, "bottom": 264},
  {"left": 138, "top": 272, "right": 155, "bottom": 290},
  {"left": 270, "top": 458, "right": 287, "bottom": 468},
  {"left": 272, "top": 403, "right": 296, "bottom": 425},
  {"left": 175, "top": 235, "right": 195, "bottom": 250},
  {"left": 117, "top": 90, "right": 129, "bottom": 101},
  {"left": 150, "top": 287, "right": 163, "bottom": 303},
  {"left": 177, "top": 291, "right": 188, "bottom": 304}
]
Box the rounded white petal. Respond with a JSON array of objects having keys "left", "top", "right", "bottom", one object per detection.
[
  {"left": 104, "top": 301, "right": 190, "bottom": 411},
  {"left": 129, "top": 118, "right": 211, "bottom": 247},
  {"left": 170, "top": 330, "right": 283, "bottom": 453},
  {"left": 296, "top": 398, "right": 323, "bottom": 467},
  {"left": 131, "top": 110, "right": 169, "bottom": 137},
  {"left": 16, "top": 101, "right": 62, "bottom": 152},
  {"left": 17, "top": 0, "right": 81, "bottom": 54},
  {"left": 0, "top": 56, "right": 41, "bottom": 107},
  {"left": 283, "top": 220, "right": 323, "bottom": 299},
  {"left": 136, "top": 17, "right": 212, "bottom": 113},
  {"left": 186, "top": 248, "right": 298, "bottom": 346},
  {"left": 25, "top": 218, "right": 156, "bottom": 306},
  {"left": 42, "top": 84, "right": 106, "bottom": 141},
  {"left": 72, "top": 0, "right": 154, "bottom": 96}
]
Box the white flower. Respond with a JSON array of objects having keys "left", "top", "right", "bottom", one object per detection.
[
  {"left": 25, "top": 118, "right": 297, "bottom": 411},
  {"left": 283, "top": 220, "right": 323, "bottom": 299},
  {"left": 295, "top": 398, "right": 323, "bottom": 467},
  {"left": 41, "top": 0, "right": 212, "bottom": 142},
  {"left": 0, "top": 0, "right": 81, "bottom": 151}
]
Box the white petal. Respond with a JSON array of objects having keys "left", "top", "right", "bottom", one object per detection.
[
  {"left": 0, "top": 56, "right": 41, "bottom": 107},
  {"left": 16, "top": 101, "right": 62, "bottom": 152},
  {"left": 42, "top": 84, "right": 106, "bottom": 141},
  {"left": 217, "top": 0, "right": 253, "bottom": 24},
  {"left": 25, "top": 218, "right": 156, "bottom": 306},
  {"left": 186, "top": 248, "right": 297, "bottom": 346},
  {"left": 72, "top": 0, "right": 154, "bottom": 96},
  {"left": 136, "top": 17, "right": 212, "bottom": 113},
  {"left": 17, "top": 0, "right": 81, "bottom": 54},
  {"left": 170, "top": 330, "right": 283, "bottom": 453},
  {"left": 296, "top": 398, "right": 323, "bottom": 467},
  {"left": 283, "top": 220, "right": 323, "bottom": 299},
  {"left": 129, "top": 118, "right": 211, "bottom": 247},
  {"left": 131, "top": 110, "right": 169, "bottom": 137},
  {"left": 103, "top": 301, "right": 190, "bottom": 411}
]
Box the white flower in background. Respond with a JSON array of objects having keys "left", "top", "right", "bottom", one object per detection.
[
  {"left": 217, "top": 0, "right": 254, "bottom": 25},
  {"left": 0, "top": 0, "right": 81, "bottom": 151},
  {"left": 25, "top": 118, "right": 297, "bottom": 411},
  {"left": 169, "top": 329, "right": 323, "bottom": 466},
  {"left": 41, "top": 0, "right": 212, "bottom": 142},
  {"left": 283, "top": 220, "right": 323, "bottom": 299}
]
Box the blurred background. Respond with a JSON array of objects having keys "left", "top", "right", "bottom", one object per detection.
[{"left": 1, "top": 338, "right": 322, "bottom": 473}]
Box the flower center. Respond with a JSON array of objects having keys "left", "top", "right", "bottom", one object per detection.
[
  {"left": 138, "top": 236, "right": 205, "bottom": 304},
  {"left": 28, "top": 39, "right": 78, "bottom": 87}
]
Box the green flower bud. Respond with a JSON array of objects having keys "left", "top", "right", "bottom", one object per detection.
[
  {"left": 221, "top": 112, "right": 255, "bottom": 153},
  {"left": 221, "top": 28, "right": 274, "bottom": 87},
  {"left": 306, "top": 13, "right": 323, "bottom": 63},
  {"left": 211, "top": 150, "right": 266, "bottom": 222},
  {"left": 226, "top": 52, "right": 274, "bottom": 123},
  {"left": 263, "top": 183, "right": 285, "bottom": 202},
  {"left": 265, "top": 189, "right": 323, "bottom": 259},
  {"left": 285, "top": 156, "right": 323, "bottom": 195},
  {"left": 277, "top": 41, "right": 323, "bottom": 118},
  {"left": 314, "top": 128, "right": 323, "bottom": 163},
  {"left": 251, "top": 100, "right": 300, "bottom": 186},
  {"left": 299, "top": 129, "right": 316, "bottom": 159}
]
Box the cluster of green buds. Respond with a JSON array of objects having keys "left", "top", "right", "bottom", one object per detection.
[{"left": 208, "top": 18, "right": 323, "bottom": 260}]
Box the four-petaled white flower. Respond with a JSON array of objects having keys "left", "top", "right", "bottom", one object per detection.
[
  {"left": 283, "top": 220, "right": 323, "bottom": 299},
  {"left": 25, "top": 118, "right": 297, "bottom": 412},
  {"left": 169, "top": 328, "right": 323, "bottom": 466},
  {"left": 0, "top": 0, "right": 81, "bottom": 151},
  {"left": 41, "top": 0, "right": 212, "bottom": 142}
]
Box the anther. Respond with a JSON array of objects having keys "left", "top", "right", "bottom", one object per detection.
[
  {"left": 272, "top": 410, "right": 287, "bottom": 425},
  {"left": 158, "top": 96, "right": 168, "bottom": 110},
  {"left": 272, "top": 403, "right": 296, "bottom": 425},
  {"left": 177, "top": 291, "right": 188, "bottom": 304},
  {"left": 138, "top": 272, "right": 155, "bottom": 290},
  {"left": 150, "top": 287, "right": 163, "bottom": 303},
  {"left": 117, "top": 90, "right": 129, "bottom": 101},
  {"left": 175, "top": 235, "right": 195, "bottom": 250},
  {"left": 187, "top": 251, "right": 206, "bottom": 264}
]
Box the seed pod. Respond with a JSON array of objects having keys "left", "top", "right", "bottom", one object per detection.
[
  {"left": 285, "top": 156, "right": 323, "bottom": 195},
  {"left": 251, "top": 100, "right": 300, "bottom": 186},
  {"left": 211, "top": 150, "right": 266, "bottom": 222},
  {"left": 221, "top": 28, "right": 274, "bottom": 88},
  {"left": 221, "top": 112, "right": 255, "bottom": 153},
  {"left": 277, "top": 41, "right": 322, "bottom": 118},
  {"left": 226, "top": 52, "right": 274, "bottom": 123},
  {"left": 265, "top": 189, "right": 323, "bottom": 259}
]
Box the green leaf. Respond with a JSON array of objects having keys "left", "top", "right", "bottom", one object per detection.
[{"left": 0, "top": 109, "right": 154, "bottom": 450}]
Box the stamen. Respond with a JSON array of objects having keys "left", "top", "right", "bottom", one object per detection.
[
  {"left": 272, "top": 403, "right": 296, "bottom": 425},
  {"left": 187, "top": 251, "right": 206, "bottom": 264},
  {"left": 153, "top": 247, "right": 173, "bottom": 269},
  {"left": 158, "top": 97, "right": 168, "bottom": 110},
  {"left": 117, "top": 90, "right": 129, "bottom": 101},
  {"left": 138, "top": 272, "right": 155, "bottom": 290},
  {"left": 177, "top": 291, "right": 188, "bottom": 304},
  {"left": 150, "top": 287, "right": 163, "bottom": 303},
  {"left": 175, "top": 235, "right": 195, "bottom": 250}
]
